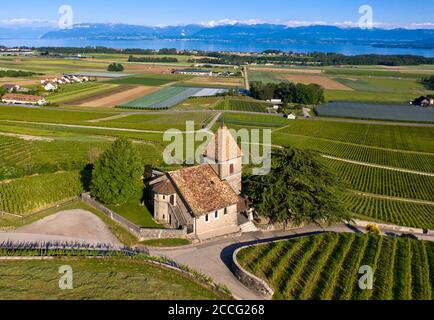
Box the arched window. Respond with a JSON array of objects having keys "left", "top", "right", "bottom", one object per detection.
[
  {"left": 230, "top": 163, "right": 235, "bottom": 174},
  {"left": 170, "top": 195, "right": 175, "bottom": 206}
]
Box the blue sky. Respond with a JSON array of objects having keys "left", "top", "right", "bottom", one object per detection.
[{"left": 1, "top": 0, "right": 433, "bottom": 28}]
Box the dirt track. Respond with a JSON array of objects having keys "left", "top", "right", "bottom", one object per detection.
[
  {"left": 280, "top": 74, "right": 353, "bottom": 90},
  {"left": 14, "top": 209, "right": 121, "bottom": 245}
]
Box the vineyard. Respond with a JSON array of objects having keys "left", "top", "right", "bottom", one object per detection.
[
  {"left": 343, "top": 193, "right": 434, "bottom": 230},
  {"left": 214, "top": 98, "right": 269, "bottom": 113},
  {"left": 0, "top": 171, "right": 84, "bottom": 215},
  {"left": 274, "top": 120, "right": 434, "bottom": 153},
  {"left": 323, "top": 158, "right": 434, "bottom": 202},
  {"left": 0, "top": 135, "right": 164, "bottom": 180},
  {"left": 272, "top": 133, "right": 434, "bottom": 173},
  {"left": 220, "top": 113, "right": 289, "bottom": 128},
  {"left": 237, "top": 233, "right": 434, "bottom": 300}
]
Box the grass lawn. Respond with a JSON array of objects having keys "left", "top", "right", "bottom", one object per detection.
[
  {"left": 0, "top": 257, "right": 227, "bottom": 300},
  {"left": 107, "top": 200, "right": 162, "bottom": 228},
  {"left": 140, "top": 238, "right": 191, "bottom": 247}
]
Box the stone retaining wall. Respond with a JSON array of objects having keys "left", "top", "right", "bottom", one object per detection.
[
  {"left": 232, "top": 247, "right": 274, "bottom": 299},
  {"left": 81, "top": 193, "right": 187, "bottom": 241}
]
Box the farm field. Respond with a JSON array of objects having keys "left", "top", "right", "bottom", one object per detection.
[
  {"left": 315, "top": 102, "right": 434, "bottom": 122},
  {"left": 322, "top": 158, "right": 434, "bottom": 202},
  {"left": 120, "top": 87, "right": 204, "bottom": 109},
  {"left": 249, "top": 65, "right": 434, "bottom": 104},
  {"left": 0, "top": 134, "right": 164, "bottom": 180},
  {"left": 0, "top": 258, "right": 225, "bottom": 300},
  {"left": 0, "top": 171, "right": 84, "bottom": 215},
  {"left": 248, "top": 69, "right": 352, "bottom": 90},
  {"left": 46, "top": 82, "right": 119, "bottom": 104},
  {"left": 273, "top": 120, "right": 434, "bottom": 153},
  {"left": 76, "top": 85, "right": 159, "bottom": 107},
  {"left": 215, "top": 97, "right": 270, "bottom": 113},
  {"left": 173, "top": 97, "right": 222, "bottom": 111},
  {"left": 272, "top": 132, "right": 434, "bottom": 173},
  {"left": 180, "top": 76, "right": 244, "bottom": 88},
  {"left": 343, "top": 193, "right": 434, "bottom": 230},
  {"left": 105, "top": 74, "right": 192, "bottom": 86},
  {"left": 237, "top": 233, "right": 434, "bottom": 300},
  {"left": 0, "top": 106, "right": 111, "bottom": 124},
  {"left": 220, "top": 112, "right": 289, "bottom": 128},
  {"left": 0, "top": 57, "right": 108, "bottom": 73},
  {"left": 99, "top": 112, "right": 213, "bottom": 131}
]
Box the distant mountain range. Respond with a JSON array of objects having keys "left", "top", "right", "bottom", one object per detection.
[
  {"left": 2, "top": 23, "right": 434, "bottom": 49},
  {"left": 37, "top": 23, "right": 434, "bottom": 49}
]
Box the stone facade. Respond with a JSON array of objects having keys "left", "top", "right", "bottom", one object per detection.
[{"left": 150, "top": 125, "right": 246, "bottom": 239}]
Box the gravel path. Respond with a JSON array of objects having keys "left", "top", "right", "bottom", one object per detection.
[{"left": 0, "top": 210, "right": 121, "bottom": 246}]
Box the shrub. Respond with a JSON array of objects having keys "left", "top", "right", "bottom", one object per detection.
[{"left": 366, "top": 224, "right": 381, "bottom": 235}]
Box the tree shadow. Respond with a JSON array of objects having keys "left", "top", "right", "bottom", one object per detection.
[{"left": 80, "top": 164, "right": 93, "bottom": 192}]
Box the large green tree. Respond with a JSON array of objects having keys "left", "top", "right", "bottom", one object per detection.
[
  {"left": 243, "top": 147, "right": 351, "bottom": 226},
  {"left": 91, "top": 138, "right": 143, "bottom": 205}
]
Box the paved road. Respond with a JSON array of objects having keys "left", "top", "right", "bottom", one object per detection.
[{"left": 149, "top": 223, "right": 434, "bottom": 300}]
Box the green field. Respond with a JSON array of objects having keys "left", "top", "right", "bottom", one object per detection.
[
  {"left": 272, "top": 129, "right": 434, "bottom": 173},
  {"left": 107, "top": 198, "right": 162, "bottom": 228},
  {"left": 0, "top": 258, "right": 225, "bottom": 300},
  {"left": 220, "top": 112, "right": 289, "bottom": 128},
  {"left": 105, "top": 74, "right": 192, "bottom": 86},
  {"left": 215, "top": 97, "right": 269, "bottom": 113},
  {"left": 343, "top": 194, "right": 434, "bottom": 230},
  {"left": 0, "top": 134, "right": 164, "bottom": 179},
  {"left": 237, "top": 233, "right": 434, "bottom": 300},
  {"left": 46, "top": 83, "right": 119, "bottom": 104},
  {"left": 323, "top": 158, "right": 434, "bottom": 202},
  {"left": 273, "top": 120, "right": 434, "bottom": 153},
  {"left": 0, "top": 171, "right": 84, "bottom": 215}
]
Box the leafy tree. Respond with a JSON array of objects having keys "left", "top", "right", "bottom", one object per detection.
[
  {"left": 243, "top": 147, "right": 351, "bottom": 226},
  {"left": 107, "top": 63, "right": 124, "bottom": 72},
  {"left": 91, "top": 138, "right": 143, "bottom": 205}
]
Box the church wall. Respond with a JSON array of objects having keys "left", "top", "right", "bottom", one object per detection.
[{"left": 195, "top": 204, "right": 238, "bottom": 236}]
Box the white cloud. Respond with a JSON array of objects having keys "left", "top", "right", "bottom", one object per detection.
[
  {"left": 0, "top": 18, "right": 57, "bottom": 27},
  {"left": 201, "top": 18, "right": 266, "bottom": 27},
  {"left": 200, "top": 18, "right": 434, "bottom": 30}
]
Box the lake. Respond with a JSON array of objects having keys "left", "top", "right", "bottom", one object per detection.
[{"left": 1, "top": 38, "right": 434, "bottom": 57}]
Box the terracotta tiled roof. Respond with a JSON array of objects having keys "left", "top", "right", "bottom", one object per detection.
[
  {"left": 2, "top": 93, "right": 44, "bottom": 102},
  {"left": 152, "top": 179, "right": 176, "bottom": 195},
  {"left": 169, "top": 164, "right": 239, "bottom": 217}
]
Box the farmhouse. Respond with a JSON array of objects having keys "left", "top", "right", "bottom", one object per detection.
[
  {"left": 173, "top": 69, "right": 213, "bottom": 77},
  {"left": 2, "top": 84, "right": 31, "bottom": 93},
  {"left": 1, "top": 93, "right": 47, "bottom": 106},
  {"left": 150, "top": 124, "right": 248, "bottom": 239}
]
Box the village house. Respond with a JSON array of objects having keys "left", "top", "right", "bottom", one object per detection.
[
  {"left": 1, "top": 93, "right": 47, "bottom": 106},
  {"left": 173, "top": 69, "right": 213, "bottom": 77},
  {"left": 1, "top": 84, "right": 31, "bottom": 93},
  {"left": 149, "top": 124, "right": 249, "bottom": 239},
  {"left": 40, "top": 75, "right": 89, "bottom": 91}
]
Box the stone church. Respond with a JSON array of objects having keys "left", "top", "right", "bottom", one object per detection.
[{"left": 150, "top": 124, "right": 248, "bottom": 239}]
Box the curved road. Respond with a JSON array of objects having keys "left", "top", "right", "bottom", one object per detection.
[{"left": 148, "top": 223, "right": 434, "bottom": 300}]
